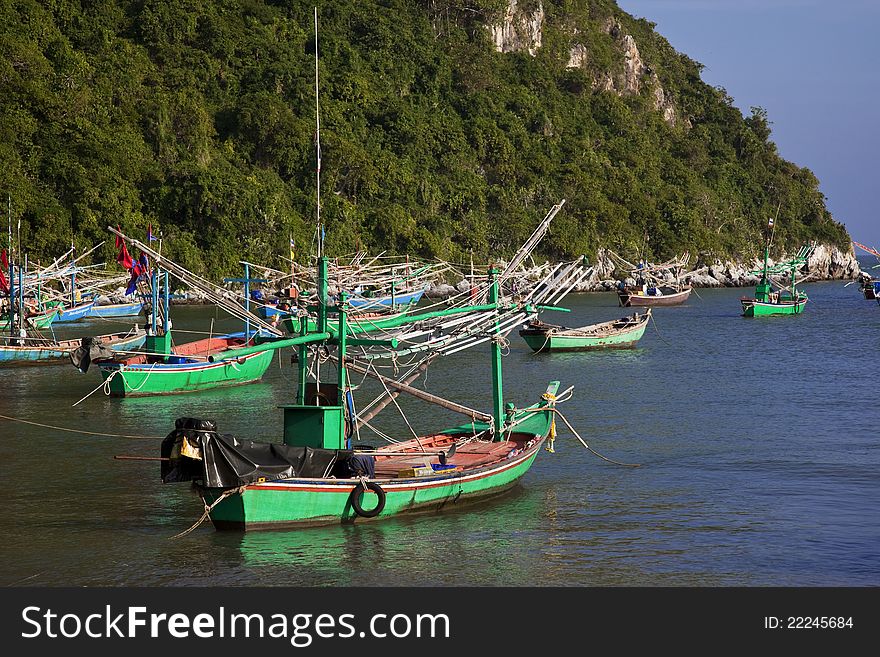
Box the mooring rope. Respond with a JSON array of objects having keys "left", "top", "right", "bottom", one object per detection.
[
  {"left": 71, "top": 369, "right": 121, "bottom": 407},
  {"left": 170, "top": 486, "right": 247, "bottom": 539},
  {"left": 0, "top": 412, "right": 162, "bottom": 439},
  {"left": 648, "top": 311, "right": 673, "bottom": 348}
]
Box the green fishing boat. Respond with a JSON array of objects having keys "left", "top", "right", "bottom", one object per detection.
[
  {"left": 87, "top": 245, "right": 275, "bottom": 397},
  {"left": 0, "top": 307, "right": 58, "bottom": 330},
  {"left": 520, "top": 310, "right": 650, "bottom": 352},
  {"left": 160, "top": 258, "right": 567, "bottom": 529},
  {"left": 740, "top": 217, "right": 813, "bottom": 317}
]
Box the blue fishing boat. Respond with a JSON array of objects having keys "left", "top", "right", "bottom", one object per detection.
[
  {"left": 51, "top": 300, "right": 97, "bottom": 323},
  {"left": 88, "top": 301, "right": 144, "bottom": 318},
  {"left": 0, "top": 327, "right": 145, "bottom": 366},
  {"left": 347, "top": 285, "right": 427, "bottom": 311}
]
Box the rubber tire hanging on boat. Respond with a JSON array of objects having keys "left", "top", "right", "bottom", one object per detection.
[{"left": 350, "top": 481, "right": 386, "bottom": 518}]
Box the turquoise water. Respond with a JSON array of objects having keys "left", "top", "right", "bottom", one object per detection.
[{"left": 1, "top": 281, "right": 878, "bottom": 586}]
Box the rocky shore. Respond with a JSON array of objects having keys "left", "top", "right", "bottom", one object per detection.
[{"left": 426, "top": 243, "right": 861, "bottom": 297}]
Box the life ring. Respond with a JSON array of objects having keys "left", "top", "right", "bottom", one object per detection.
[{"left": 349, "top": 481, "right": 385, "bottom": 518}]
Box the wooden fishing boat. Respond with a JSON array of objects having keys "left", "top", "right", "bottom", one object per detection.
[
  {"left": 609, "top": 251, "right": 694, "bottom": 307},
  {"left": 0, "top": 327, "right": 145, "bottom": 366},
  {"left": 617, "top": 285, "right": 691, "bottom": 307},
  {"left": 519, "top": 310, "right": 650, "bottom": 352},
  {"left": 49, "top": 299, "right": 96, "bottom": 323},
  {"left": 740, "top": 291, "right": 808, "bottom": 317},
  {"left": 166, "top": 386, "right": 558, "bottom": 530},
  {"left": 158, "top": 257, "right": 566, "bottom": 530},
  {"left": 0, "top": 307, "right": 58, "bottom": 330},
  {"left": 852, "top": 242, "right": 880, "bottom": 299},
  {"left": 95, "top": 332, "right": 273, "bottom": 397},
  {"left": 346, "top": 285, "right": 427, "bottom": 311},
  {"left": 86, "top": 255, "right": 274, "bottom": 397},
  {"left": 741, "top": 219, "right": 813, "bottom": 317},
  {"left": 88, "top": 300, "right": 144, "bottom": 318}
]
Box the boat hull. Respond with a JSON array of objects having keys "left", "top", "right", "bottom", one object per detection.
[
  {"left": 204, "top": 439, "right": 544, "bottom": 530},
  {"left": 0, "top": 329, "right": 146, "bottom": 366},
  {"left": 0, "top": 309, "right": 58, "bottom": 330},
  {"left": 53, "top": 301, "right": 97, "bottom": 323},
  {"left": 98, "top": 349, "right": 273, "bottom": 396},
  {"left": 347, "top": 288, "right": 426, "bottom": 311},
  {"left": 520, "top": 322, "right": 647, "bottom": 352},
  {"left": 88, "top": 302, "right": 144, "bottom": 318},
  {"left": 618, "top": 287, "right": 691, "bottom": 307},
  {"left": 741, "top": 297, "right": 808, "bottom": 316}
]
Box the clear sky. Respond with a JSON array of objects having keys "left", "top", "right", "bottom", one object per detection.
[{"left": 616, "top": 0, "right": 880, "bottom": 250}]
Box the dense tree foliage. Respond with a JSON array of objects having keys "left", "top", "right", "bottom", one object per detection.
[{"left": 0, "top": 0, "right": 849, "bottom": 277}]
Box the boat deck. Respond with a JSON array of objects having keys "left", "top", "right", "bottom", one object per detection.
[{"left": 370, "top": 433, "right": 527, "bottom": 478}]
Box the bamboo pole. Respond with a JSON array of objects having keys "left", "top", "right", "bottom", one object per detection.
[
  {"left": 337, "top": 356, "right": 492, "bottom": 422},
  {"left": 354, "top": 355, "right": 436, "bottom": 429}
]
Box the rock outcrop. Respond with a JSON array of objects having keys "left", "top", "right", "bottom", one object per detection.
[{"left": 489, "top": 1, "right": 545, "bottom": 57}]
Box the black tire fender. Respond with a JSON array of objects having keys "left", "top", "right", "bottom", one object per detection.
[{"left": 350, "top": 481, "right": 386, "bottom": 518}]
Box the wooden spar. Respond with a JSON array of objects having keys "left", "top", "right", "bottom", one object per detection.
[
  {"left": 337, "top": 356, "right": 493, "bottom": 423},
  {"left": 114, "top": 455, "right": 170, "bottom": 461},
  {"left": 499, "top": 200, "right": 565, "bottom": 283},
  {"left": 354, "top": 355, "right": 436, "bottom": 429}
]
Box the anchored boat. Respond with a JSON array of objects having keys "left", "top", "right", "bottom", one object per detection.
[
  {"left": 2, "top": 327, "right": 145, "bottom": 366},
  {"left": 83, "top": 236, "right": 278, "bottom": 397},
  {"left": 611, "top": 251, "right": 694, "bottom": 307},
  {"left": 158, "top": 256, "right": 571, "bottom": 529},
  {"left": 740, "top": 218, "right": 813, "bottom": 317},
  {"left": 520, "top": 310, "right": 650, "bottom": 352},
  {"left": 618, "top": 285, "right": 691, "bottom": 307}
]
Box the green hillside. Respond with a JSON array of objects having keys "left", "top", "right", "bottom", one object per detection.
[{"left": 0, "top": 0, "right": 849, "bottom": 277}]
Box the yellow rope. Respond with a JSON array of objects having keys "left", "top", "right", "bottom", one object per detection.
[{"left": 0, "top": 412, "right": 162, "bottom": 440}]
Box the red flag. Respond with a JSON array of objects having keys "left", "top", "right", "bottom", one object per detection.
[
  {"left": 0, "top": 249, "right": 8, "bottom": 294},
  {"left": 116, "top": 242, "right": 133, "bottom": 270},
  {"left": 1, "top": 249, "right": 7, "bottom": 270},
  {"left": 115, "top": 225, "right": 123, "bottom": 249}
]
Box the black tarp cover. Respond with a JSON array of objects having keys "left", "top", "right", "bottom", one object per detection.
[
  {"left": 161, "top": 417, "right": 351, "bottom": 488},
  {"left": 69, "top": 336, "right": 118, "bottom": 373}
]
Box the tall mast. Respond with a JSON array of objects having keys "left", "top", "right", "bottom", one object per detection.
[
  {"left": 488, "top": 266, "right": 504, "bottom": 438},
  {"left": 314, "top": 6, "right": 322, "bottom": 259}
]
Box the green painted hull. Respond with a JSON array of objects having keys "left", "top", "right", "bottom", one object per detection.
[
  {"left": 520, "top": 323, "right": 647, "bottom": 352},
  {"left": 519, "top": 313, "right": 649, "bottom": 353},
  {"left": 0, "top": 309, "right": 58, "bottom": 330},
  {"left": 99, "top": 349, "right": 273, "bottom": 396},
  {"left": 205, "top": 440, "right": 544, "bottom": 530},
  {"left": 741, "top": 297, "right": 807, "bottom": 317}
]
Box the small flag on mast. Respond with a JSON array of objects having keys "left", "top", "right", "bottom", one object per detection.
[
  {"left": 289, "top": 237, "right": 295, "bottom": 263},
  {"left": 147, "top": 224, "right": 159, "bottom": 241},
  {"left": 768, "top": 218, "right": 774, "bottom": 229}
]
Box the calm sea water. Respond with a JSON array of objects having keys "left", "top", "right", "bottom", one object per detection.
[{"left": 1, "top": 279, "right": 878, "bottom": 586}]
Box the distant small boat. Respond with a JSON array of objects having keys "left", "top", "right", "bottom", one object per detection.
[
  {"left": 347, "top": 286, "right": 427, "bottom": 311},
  {"left": 741, "top": 221, "right": 813, "bottom": 317},
  {"left": 519, "top": 310, "right": 650, "bottom": 352},
  {"left": 88, "top": 301, "right": 144, "bottom": 318},
  {"left": 618, "top": 285, "right": 691, "bottom": 307}
]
